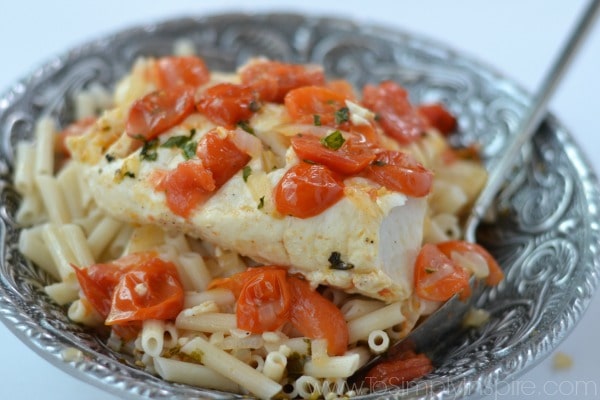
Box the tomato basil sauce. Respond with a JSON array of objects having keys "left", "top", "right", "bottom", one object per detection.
[{"left": 49, "top": 55, "right": 505, "bottom": 396}]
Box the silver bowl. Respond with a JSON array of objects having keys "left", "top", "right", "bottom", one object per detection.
[{"left": 1, "top": 12, "right": 599, "bottom": 399}]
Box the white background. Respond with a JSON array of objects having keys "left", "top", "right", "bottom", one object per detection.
[{"left": 0, "top": 1, "right": 599, "bottom": 399}]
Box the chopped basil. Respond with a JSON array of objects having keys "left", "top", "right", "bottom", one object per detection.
[
  {"left": 302, "top": 159, "right": 317, "bottom": 165},
  {"left": 328, "top": 251, "right": 354, "bottom": 270},
  {"left": 124, "top": 171, "right": 136, "bottom": 179},
  {"left": 320, "top": 130, "right": 345, "bottom": 150},
  {"left": 242, "top": 166, "right": 252, "bottom": 182},
  {"left": 105, "top": 153, "right": 115, "bottom": 163},
  {"left": 372, "top": 159, "right": 387, "bottom": 167},
  {"left": 140, "top": 139, "right": 159, "bottom": 161},
  {"left": 161, "top": 135, "right": 191, "bottom": 148},
  {"left": 182, "top": 141, "right": 197, "bottom": 160},
  {"left": 335, "top": 107, "right": 350, "bottom": 125},
  {"left": 237, "top": 120, "right": 255, "bottom": 135},
  {"left": 313, "top": 114, "right": 321, "bottom": 126},
  {"left": 257, "top": 196, "right": 265, "bottom": 210},
  {"left": 425, "top": 268, "right": 436, "bottom": 274}
]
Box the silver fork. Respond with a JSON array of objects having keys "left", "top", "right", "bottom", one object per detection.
[{"left": 352, "top": 0, "right": 600, "bottom": 381}]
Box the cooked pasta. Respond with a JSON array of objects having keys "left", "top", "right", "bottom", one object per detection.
[{"left": 13, "top": 54, "right": 503, "bottom": 399}]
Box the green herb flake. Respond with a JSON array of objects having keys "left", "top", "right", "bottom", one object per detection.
[
  {"left": 328, "top": 251, "right": 354, "bottom": 270},
  {"left": 313, "top": 114, "right": 322, "bottom": 126},
  {"left": 105, "top": 153, "right": 115, "bottom": 163},
  {"left": 124, "top": 171, "right": 136, "bottom": 179},
  {"left": 242, "top": 166, "right": 252, "bottom": 182},
  {"left": 161, "top": 135, "right": 191, "bottom": 148},
  {"left": 302, "top": 159, "right": 317, "bottom": 165},
  {"left": 372, "top": 159, "right": 387, "bottom": 167},
  {"left": 237, "top": 120, "right": 255, "bottom": 135},
  {"left": 257, "top": 196, "right": 265, "bottom": 210},
  {"left": 140, "top": 139, "right": 159, "bottom": 161},
  {"left": 425, "top": 268, "right": 436, "bottom": 274},
  {"left": 182, "top": 141, "right": 197, "bottom": 160},
  {"left": 320, "top": 130, "right": 345, "bottom": 150},
  {"left": 334, "top": 106, "right": 350, "bottom": 125}
]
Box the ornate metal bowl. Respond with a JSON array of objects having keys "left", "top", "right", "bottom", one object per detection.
[{"left": 1, "top": 13, "right": 599, "bottom": 399}]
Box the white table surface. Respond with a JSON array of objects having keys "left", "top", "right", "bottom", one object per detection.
[{"left": 1, "top": 1, "right": 599, "bottom": 399}]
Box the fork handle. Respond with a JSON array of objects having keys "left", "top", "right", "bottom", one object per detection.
[{"left": 464, "top": 0, "right": 600, "bottom": 242}]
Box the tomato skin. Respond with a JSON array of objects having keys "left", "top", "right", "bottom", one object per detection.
[
  {"left": 362, "top": 150, "right": 433, "bottom": 197},
  {"left": 414, "top": 243, "right": 470, "bottom": 302},
  {"left": 126, "top": 87, "right": 195, "bottom": 141},
  {"left": 417, "top": 103, "right": 457, "bottom": 135},
  {"left": 196, "top": 129, "right": 251, "bottom": 187},
  {"left": 236, "top": 268, "right": 292, "bottom": 333},
  {"left": 291, "top": 134, "right": 376, "bottom": 175},
  {"left": 240, "top": 60, "right": 326, "bottom": 103},
  {"left": 288, "top": 276, "right": 349, "bottom": 356},
  {"left": 155, "top": 130, "right": 250, "bottom": 217},
  {"left": 274, "top": 162, "right": 345, "bottom": 218},
  {"left": 362, "top": 81, "right": 427, "bottom": 144},
  {"left": 196, "top": 83, "right": 258, "bottom": 128},
  {"left": 73, "top": 252, "right": 184, "bottom": 326},
  {"left": 285, "top": 86, "right": 349, "bottom": 126},
  {"left": 106, "top": 258, "right": 184, "bottom": 325},
  {"left": 155, "top": 56, "right": 210, "bottom": 89},
  {"left": 364, "top": 349, "right": 433, "bottom": 389},
  {"left": 56, "top": 116, "right": 96, "bottom": 156},
  {"left": 156, "top": 160, "right": 215, "bottom": 218},
  {"left": 436, "top": 240, "right": 504, "bottom": 286}
]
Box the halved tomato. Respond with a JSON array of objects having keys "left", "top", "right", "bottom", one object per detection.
[
  {"left": 154, "top": 56, "right": 210, "bottom": 89},
  {"left": 414, "top": 243, "right": 470, "bottom": 302},
  {"left": 436, "top": 240, "right": 503, "bottom": 286},
  {"left": 362, "top": 150, "right": 433, "bottom": 197},
  {"left": 274, "top": 162, "right": 344, "bottom": 218},
  {"left": 196, "top": 83, "right": 258, "bottom": 128},
  {"left": 126, "top": 87, "right": 195, "bottom": 141}
]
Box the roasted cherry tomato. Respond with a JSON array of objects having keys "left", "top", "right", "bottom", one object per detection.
[
  {"left": 436, "top": 240, "right": 503, "bottom": 286},
  {"left": 288, "top": 276, "right": 349, "bottom": 356},
  {"left": 240, "top": 60, "right": 326, "bottom": 103},
  {"left": 236, "top": 268, "right": 292, "bottom": 333},
  {"left": 55, "top": 116, "right": 96, "bottom": 156},
  {"left": 126, "top": 87, "right": 195, "bottom": 141},
  {"left": 196, "top": 129, "right": 251, "bottom": 187},
  {"left": 284, "top": 86, "right": 350, "bottom": 127},
  {"left": 154, "top": 56, "right": 210, "bottom": 89},
  {"left": 414, "top": 243, "right": 470, "bottom": 302},
  {"left": 156, "top": 160, "right": 215, "bottom": 218},
  {"left": 196, "top": 83, "right": 259, "bottom": 128},
  {"left": 364, "top": 347, "right": 433, "bottom": 389},
  {"left": 417, "top": 103, "right": 457, "bottom": 135},
  {"left": 156, "top": 130, "right": 250, "bottom": 217},
  {"left": 73, "top": 252, "right": 184, "bottom": 326},
  {"left": 362, "top": 80, "right": 427, "bottom": 144},
  {"left": 274, "top": 162, "right": 344, "bottom": 218},
  {"left": 291, "top": 133, "right": 376, "bottom": 175},
  {"left": 362, "top": 150, "right": 433, "bottom": 197}
]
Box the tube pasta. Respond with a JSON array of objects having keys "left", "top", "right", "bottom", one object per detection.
[
  {"left": 183, "top": 288, "right": 235, "bottom": 309},
  {"left": 175, "top": 312, "right": 237, "bottom": 333},
  {"left": 14, "top": 142, "right": 36, "bottom": 195},
  {"left": 34, "top": 116, "right": 55, "bottom": 176},
  {"left": 153, "top": 356, "right": 240, "bottom": 393},
  {"left": 180, "top": 337, "right": 282, "bottom": 400},
  {"left": 61, "top": 224, "right": 95, "bottom": 267},
  {"left": 44, "top": 280, "right": 79, "bottom": 305},
  {"left": 367, "top": 330, "right": 390, "bottom": 354},
  {"left": 340, "top": 298, "right": 386, "bottom": 321},
  {"left": 16, "top": 195, "right": 44, "bottom": 226},
  {"left": 176, "top": 252, "right": 212, "bottom": 292},
  {"left": 36, "top": 175, "right": 71, "bottom": 224},
  {"left": 141, "top": 319, "right": 166, "bottom": 357},
  {"left": 87, "top": 216, "right": 123, "bottom": 259},
  {"left": 303, "top": 353, "right": 360, "bottom": 378},
  {"left": 18, "top": 227, "right": 59, "bottom": 279},
  {"left": 67, "top": 298, "right": 103, "bottom": 326},
  {"left": 56, "top": 161, "right": 85, "bottom": 219},
  {"left": 262, "top": 351, "right": 287, "bottom": 381},
  {"left": 347, "top": 301, "right": 405, "bottom": 343},
  {"left": 42, "top": 223, "right": 78, "bottom": 280},
  {"left": 295, "top": 375, "right": 322, "bottom": 399}
]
